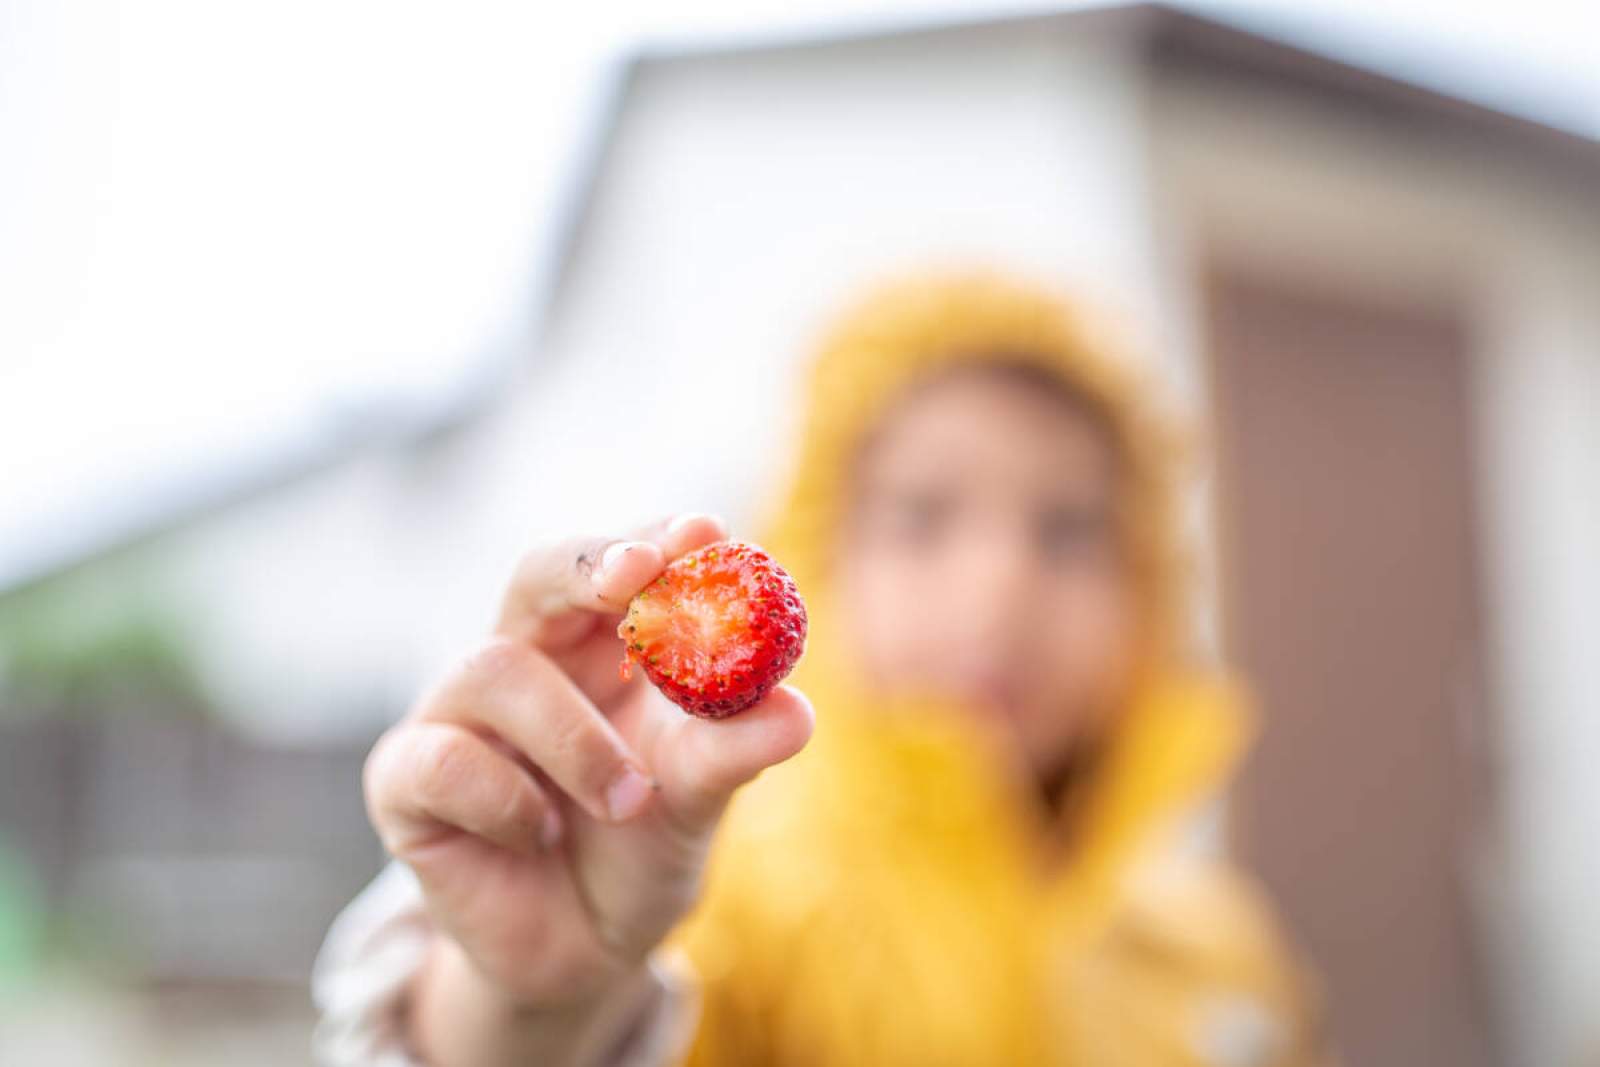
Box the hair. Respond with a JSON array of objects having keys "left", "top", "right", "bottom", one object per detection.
[
  {"left": 926, "top": 354, "right": 1124, "bottom": 457},
  {"left": 845, "top": 354, "right": 1128, "bottom": 515}
]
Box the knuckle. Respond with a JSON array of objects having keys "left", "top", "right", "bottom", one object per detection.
[
  {"left": 570, "top": 537, "right": 608, "bottom": 582},
  {"left": 531, "top": 701, "right": 623, "bottom": 805},
  {"left": 496, "top": 778, "right": 541, "bottom": 835},
  {"left": 460, "top": 636, "right": 529, "bottom": 685},
  {"left": 514, "top": 535, "right": 606, "bottom": 592},
  {"left": 410, "top": 728, "right": 476, "bottom": 806},
  {"left": 565, "top": 723, "right": 630, "bottom": 800}
]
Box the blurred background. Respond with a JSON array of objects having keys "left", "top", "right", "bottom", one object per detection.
[{"left": 2, "top": 1, "right": 1597, "bottom": 1064}]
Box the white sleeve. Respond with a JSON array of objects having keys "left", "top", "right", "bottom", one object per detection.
[
  {"left": 310, "top": 861, "right": 703, "bottom": 1067},
  {"left": 311, "top": 862, "right": 433, "bottom": 1067}
]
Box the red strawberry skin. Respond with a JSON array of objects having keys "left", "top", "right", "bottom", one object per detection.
[{"left": 617, "top": 540, "right": 807, "bottom": 718}]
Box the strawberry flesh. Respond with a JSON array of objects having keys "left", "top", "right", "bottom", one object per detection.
[{"left": 618, "top": 540, "right": 806, "bottom": 718}]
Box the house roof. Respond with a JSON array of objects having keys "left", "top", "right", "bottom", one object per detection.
[
  {"left": 543, "top": 1, "right": 1598, "bottom": 343},
  {"left": 629, "top": 3, "right": 1598, "bottom": 163},
  {"left": 1136, "top": 5, "right": 1600, "bottom": 172},
  {"left": 5, "top": 1, "right": 1595, "bottom": 599}
]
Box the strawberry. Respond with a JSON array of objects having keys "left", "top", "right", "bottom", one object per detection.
[{"left": 617, "top": 540, "right": 807, "bottom": 719}]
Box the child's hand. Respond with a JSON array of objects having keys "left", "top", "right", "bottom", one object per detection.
[{"left": 362, "top": 514, "right": 814, "bottom": 1048}]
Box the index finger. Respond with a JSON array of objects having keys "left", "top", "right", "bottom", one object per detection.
[{"left": 495, "top": 512, "right": 728, "bottom": 647}]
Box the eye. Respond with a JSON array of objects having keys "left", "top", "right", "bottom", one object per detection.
[
  {"left": 1035, "top": 503, "right": 1112, "bottom": 563},
  {"left": 879, "top": 490, "right": 955, "bottom": 546}
]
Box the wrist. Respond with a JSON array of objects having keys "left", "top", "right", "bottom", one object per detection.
[{"left": 411, "top": 937, "right": 661, "bottom": 1067}]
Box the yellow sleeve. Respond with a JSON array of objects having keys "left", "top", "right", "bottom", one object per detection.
[
  {"left": 1058, "top": 855, "right": 1338, "bottom": 1067},
  {"left": 656, "top": 780, "right": 813, "bottom": 1067},
  {"left": 659, "top": 901, "right": 775, "bottom": 1067}
]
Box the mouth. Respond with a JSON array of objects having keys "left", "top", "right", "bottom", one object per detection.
[{"left": 964, "top": 673, "right": 1023, "bottom": 719}]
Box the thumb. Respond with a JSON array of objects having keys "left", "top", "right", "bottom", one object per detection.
[{"left": 653, "top": 685, "right": 815, "bottom": 828}]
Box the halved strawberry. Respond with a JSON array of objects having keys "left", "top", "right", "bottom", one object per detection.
[{"left": 617, "top": 539, "right": 807, "bottom": 719}]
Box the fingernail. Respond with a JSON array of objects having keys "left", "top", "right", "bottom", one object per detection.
[
  {"left": 596, "top": 541, "right": 643, "bottom": 583},
  {"left": 539, "top": 808, "right": 563, "bottom": 850},
  {"left": 666, "top": 512, "right": 718, "bottom": 536},
  {"left": 606, "top": 767, "right": 655, "bottom": 821}
]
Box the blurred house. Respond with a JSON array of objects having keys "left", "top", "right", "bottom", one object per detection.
[{"left": 2, "top": 5, "right": 1597, "bottom": 1066}]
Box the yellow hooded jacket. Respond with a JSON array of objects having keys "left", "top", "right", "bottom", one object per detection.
[{"left": 661, "top": 274, "right": 1330, "bottom": 1067}]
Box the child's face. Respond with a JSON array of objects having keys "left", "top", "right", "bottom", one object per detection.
[{"left": 839, "top": 365, "right": 1138, "bottom": 781}]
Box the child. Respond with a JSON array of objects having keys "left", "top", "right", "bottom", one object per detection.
[{"left": 315, "top": 273, "right": 1330, "bottom": 1066}]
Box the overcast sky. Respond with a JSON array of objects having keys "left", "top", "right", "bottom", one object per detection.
[{"left": 3, "top": 0, "right": 1597, "bottom": 589}]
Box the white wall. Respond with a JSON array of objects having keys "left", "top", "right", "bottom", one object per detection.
[
  {"left": 1147, "top": 71, "right": 1600, "bottom": 1067},
  {"left": 156, "top": 444, "right": 459, "bottom": 739}
]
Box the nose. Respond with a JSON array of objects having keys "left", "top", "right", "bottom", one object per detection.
[
  {"left": 947, "top": 521, "right": 1036, "bottom": 649},
  {"left": 929, "top": 529, "right": 1035, "bottom": 715}
]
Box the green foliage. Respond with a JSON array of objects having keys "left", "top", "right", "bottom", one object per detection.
[
  {"left": 0, "top": 567, "right": 209, "bottom": 718},
  {"left": 0, "top": 836, "right": 46, "bottom": 986}
]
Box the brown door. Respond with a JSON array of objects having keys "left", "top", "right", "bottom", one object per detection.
[{"left": 1206, "top": 268, "right": 1497, "bottom": 1067}]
